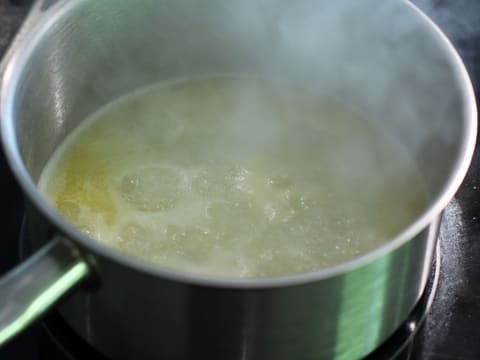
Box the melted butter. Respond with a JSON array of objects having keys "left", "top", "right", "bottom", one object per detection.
[{"left": 38, "top": 76, "right": 428, "bottom": 278}]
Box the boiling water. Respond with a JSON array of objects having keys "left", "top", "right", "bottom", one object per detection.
[{"left": 39, "top": 76, "right": 428, "bottom": 278}]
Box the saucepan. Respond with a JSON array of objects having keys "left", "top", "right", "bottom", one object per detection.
[{"left": 0, "top": 0, "right": 476, "bottom": 359}]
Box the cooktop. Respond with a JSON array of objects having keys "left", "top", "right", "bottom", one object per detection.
[{"left": 0, "top": 0, "right": 479, "bottom": 359}]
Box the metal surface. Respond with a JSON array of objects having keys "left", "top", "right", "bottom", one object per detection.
[
  {"left": 0, "top": 0, "right": 476, "bottom": 359},
  {"left": 0, "top": 237, "right": 89, "bottom": 346},
  {"left": 33, "top": 237, "right": 442, "bottom": 360}
]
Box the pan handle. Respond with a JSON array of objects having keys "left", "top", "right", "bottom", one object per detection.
[
  {"left": 0, "top": 237, "right": 90, "bottom": 346},
  {"left": 0, "top": 0, "right": 91, "bottom": 347}
]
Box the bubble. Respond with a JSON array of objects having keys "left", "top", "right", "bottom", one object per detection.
[
  {"left": 114, "top": 222, "right": 151, "bottom": 253},
  {"left": 119, "top": 166, "right": 180, "bottom": 212},
  {"left": 260, "top": 248, "right": 274, "bottom": 261},
  {"left": 57, "top": 200, "right": 80, "bottom": 222},
  {"left": 227, "top": 166, "right": 253, "bottom": 195},
  {"left": 206, "top": 200, "right": 260, "bottom": 235},
  {"left": 120, "top": 222, "right": 148, "bottom": 242},
  {"left": 264, "top": 203, "right": 277, "bottom": 221},
  {"left": 158, "top": 224, "right": 223, "bottom": 266},
  {"left": 78, "top": 224, "right": 96, "bottom": 238},
  {"left": 268, "top": 175, "right": 293, "bottom": 189},
  {"left": 191, "top": 168, "right": 226, "bottom": 196}
]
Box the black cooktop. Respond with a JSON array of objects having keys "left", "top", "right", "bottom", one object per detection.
[{"left": 0, "top": 0, "right": 479, "bottom": 359}]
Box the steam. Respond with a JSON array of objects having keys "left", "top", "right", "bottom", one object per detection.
[
  {"left": 33, "top": 0, "right": 469, "bottom": 203},
  {"left": 413, "top": 0, "right": 479, "bottom": 88},
  {"left": 217, "top": 0, "right": 465, "bottom": 195},
  {"left": 30, "top": 0, "right": 473, "bottom": 277},
  {"left": 413, "top": 0, "right": 480, "bottom": 42}
]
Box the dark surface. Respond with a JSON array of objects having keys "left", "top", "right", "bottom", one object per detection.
[
  {"left": 0, "top": 1, "right": 38, "bottom": 359},
  {"left": 412, "top": 1, "right": 480, "bottom": 360},
  {"left": 0, "top": 0, "right": 479, "bottom": 359}
]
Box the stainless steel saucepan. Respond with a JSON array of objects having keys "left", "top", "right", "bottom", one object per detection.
[{"left": 0, "top": 0, "right": 476, "bottom": 359}]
